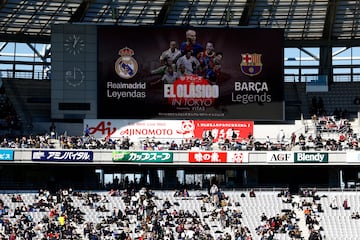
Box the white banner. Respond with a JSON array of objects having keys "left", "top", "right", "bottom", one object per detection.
[
  {"left": 346, "top": 151, "right": 360, "bottom": 163},
  {"left": 84, "top": 119, "right": 253, "bottom": 144},
  {"left": 266, "top": 151, "right": 294, "bottom": 163},
  {"left": 227, "top": 151, "right": 249, "bottom": 163},
  {"left": 84, "top": 119, "right": 191, "bottom": 142}
]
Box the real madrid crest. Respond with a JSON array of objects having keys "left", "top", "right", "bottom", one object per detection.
[
  {"left": 115, "top": 47, "right": 138, "bottom": 79},
  {"left": 240, "top": 53, "right": 262, "bottom": 77}
]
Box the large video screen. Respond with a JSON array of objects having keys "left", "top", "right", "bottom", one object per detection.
[{"left": 97, "top": 26, "right": 284, "bottom": 120}]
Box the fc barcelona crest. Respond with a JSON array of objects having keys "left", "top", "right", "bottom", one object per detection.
[
  {"left": 115, "top": 47, "right": 138, "bottom": 79},
  {"left": 240, "top": 53, "right": 262, "bottom": 77}
]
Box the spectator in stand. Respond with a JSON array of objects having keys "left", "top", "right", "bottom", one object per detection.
[
  {"left": 351, "top": 211, "right": 360, "bottom": 219},
  {"left": 339, "top": 133, "right": 346, "bottom": 142},
  {"left": 308, "top": 229, "right": 322, "bottom": 240},
  {"left": 183, "top": 188, "right": 189, "bottom": 197},
  {"left": 277, "top": 129, "right": 285, "bottom": 143},
  {"left": 163, "top": 198, "right": 172, "bottom": 209},
  {"left": 260, "top": 212, "right": 268, "bottom": 222},
  {"left": 265, "top": 136, "right": 272, "bottom": 150},
  {"left": 49, "top": 122, "right": 56, "bottom": 139},
  {"left": 291, "top": 132, "right": 296, "bottom": 146},
  {"left": 298, "top": 133, "right": 306, "bottom": 149},
  {"left": 231, "top": 129, "right": 238, "bottom": 142},
  {"left": 209, "top": 183, "right": 219, "bottom": 196},
  {"left": 83, "top": 124, "right": 90, "bottom": 137},
  {"left": 343, "top": 199, "right": 350, "bottom": 210},
  {"left": 314, "top": 133, "right": 324, "bottom": 149},
  {"left": 108, "top": 189, "right": 119, "bottom": 197},
  {"left": 218, "top": 136, "right": 226, "bottom": 150},
  {"left": 352, "top": 137, "right": 358, "bottom": 149},
  {"left": 249, "top": 189, "right": 256, "bottom": 197},
  {"left": 330, "top": 196, "right": 338, "bottom": 209}
]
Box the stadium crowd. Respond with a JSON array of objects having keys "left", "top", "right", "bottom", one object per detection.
[
  {"left": 0, "top": 90, "right": 357, "bottom": 152},
  {"left": 0, "top": 95, "right": 356, "bottom": 239},
  {"left": 0, "top": 184, "right": 330, "bottom": 240},
  {"left": 0, "top": 114, "right": 357, "bottom": 152}
]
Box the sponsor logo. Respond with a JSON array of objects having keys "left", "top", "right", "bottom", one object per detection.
[
  {"left": 113, "top": 151, "right": 173, "bottom": 162},
  {"left": 115, "top": 47, "right": 138, "bottom": 79},
  {"left": 189, "top": 152, "right": 227, "bottom": 163},
  {"left": 294, "top": 152, "right": 328, "bottom": 163},
  {"left": 267, "top": 152, "right": 293, "bottom": 162},
  {"left": 32, "top": 151, "right": 93, "bottom": 162},
  {"left": 231, "top": 152, "right": 245, "bottom": 163},
  {"left": 240, "top": 53, "right": 262, "bottom": 76}
]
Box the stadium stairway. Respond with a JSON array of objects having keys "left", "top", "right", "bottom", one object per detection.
[{"left": 294, "top": 207, "right": 310, "bottom": 239}]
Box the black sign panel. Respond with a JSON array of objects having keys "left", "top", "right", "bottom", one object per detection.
[{"left": 98, "top": 26, "right": 284, "bottom": 120}]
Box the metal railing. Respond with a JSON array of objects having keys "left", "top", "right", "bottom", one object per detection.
[
  {"left": 1, "top": 70, "right": 50, "bottom": 80},
  {"left": 2, "top": 69, "right": 360, "bottom": 82},
  {"left": 284, "top": 73, "right": 360, "bottom": 82}
]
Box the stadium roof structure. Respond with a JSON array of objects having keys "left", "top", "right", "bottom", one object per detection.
[{"left": 0, "top": 0, "right": 360, "bottom": 46}]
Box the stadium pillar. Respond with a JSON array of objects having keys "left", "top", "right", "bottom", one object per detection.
[
  {"left": 328, "top": 168, "right": 340, "bottom": 188},
  {"left": 319, "top": 45, "right": 333, "bottom": 85},
  {"left": 163, "top": 168, "right": 178, "bottom": 189},
  {"left": 244, "top": 168, "right": 258, "bottom": 187}
]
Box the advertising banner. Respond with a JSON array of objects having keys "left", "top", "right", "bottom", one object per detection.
[
  {"left": 112, "top": 151, "right": 173, "bottom": 163},
  {"left": 227, "top": 151, "right": 249, "bottom": 163},
  {"left": 0, "top": 149, "right": 14, "bottom": 161},
  {"left": 266, "top": 151, "right": 294, "bottom": 163},
  {"left": 98, "top": 26, "right": 284, "bottom": 120},
  {"left": 294, "top": 152, "right": 328, "bottom": 163},
  {"left": 188, "top": 151, "right": 248, "bottom": 163},
  {"left": 188, "top": 151, "right": 227, "bottom": 163},
  {"left": 346, "top": 151, "right": 360, "bottom": 163},
  {"left": 84, "top": 119, "right": 253, "bottom": 143},
  {"left": 32, "top": 150, "right": 93, "bottom": 162}
]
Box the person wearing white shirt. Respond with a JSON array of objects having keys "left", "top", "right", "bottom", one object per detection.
[
  {"left": 160, "top": 40, "right": 181, "bottom": 65},
  {"left": 176, "top": 50, "right": 200, "bottom": 75}
]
